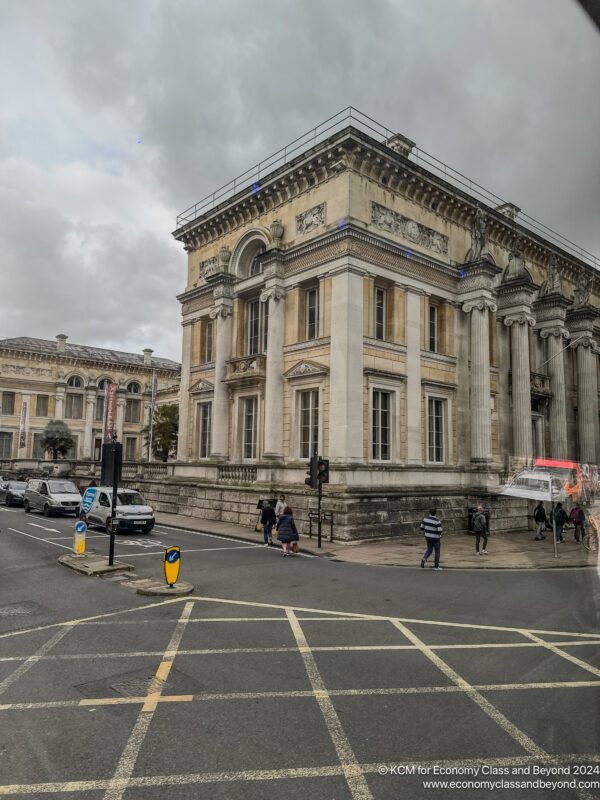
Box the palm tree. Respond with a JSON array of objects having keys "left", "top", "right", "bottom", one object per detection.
[
  {"left": 142, "top": 404, "right": 179, "bottom": 462},
  {"left": 40, "top": 420, "right": 75, "bottom": 460}
]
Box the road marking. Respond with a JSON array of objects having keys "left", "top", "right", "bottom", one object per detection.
[
  {"left": 0, "top": 507, "right": 18, "bottom": 512},
  {"left": 116, "top": 545, "right": 255, "bottom": 558},
  {"left": 26, "top": 522, "right": 61, "bottom": 533},
  {"left": 390, "top": 619, "right": 548, "bottom": 759},
  {"left": 286, "top": 608, "right": 373, "bottom": 800},
  {"left": 45, "top": 535, "right": 106, "bottom": 540},
  {"left": 7, "top": 527, "right": 72, "bottom": 550},
  {"left": 103, "top": 601, "right": 194, "bottom": 800},
  {"left": 519, "top": 630, "right": 600, "bottom": 678},
  {"left": 0, "top": 625, "right": 76, "bottom": 696}
]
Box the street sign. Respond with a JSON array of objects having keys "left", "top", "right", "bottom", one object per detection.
[
  {"left": 81, "top": 488, "right": 96, "bottom": 513},
  {"left": 73, "top": 521, "right": 86, "bottom": 556},
  {"left": 163, "top": 546, "right": 181, "bottom": 587}
]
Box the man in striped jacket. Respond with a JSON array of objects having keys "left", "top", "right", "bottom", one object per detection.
[{"left": 420, "top": 508, "right": 443, "bottom": 570}]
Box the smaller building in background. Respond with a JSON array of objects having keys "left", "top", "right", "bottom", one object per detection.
[{"left": 0, "top": 335, "right": 180, "bottom": 464}]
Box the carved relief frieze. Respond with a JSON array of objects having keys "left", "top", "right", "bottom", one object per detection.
[
  {"left": 189, "top": 378, "right": 214, "bottom": 395},
  {"left": 370, "top": 201, "right": 448, "bottom": 255},
  {"left": 1, "top": 364, "right": 52, "bottom": 378},
  {"left": 283, "top": 360, "right": 329, "bottom": 379},
  {"left": 296, "top": 203, "right": 326, "bottom": 235}
]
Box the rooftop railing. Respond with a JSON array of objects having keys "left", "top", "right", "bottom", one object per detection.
[{"left": 175, "top": 106, "right": 599, "bottom": 272}]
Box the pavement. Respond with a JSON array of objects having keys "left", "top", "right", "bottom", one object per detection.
[{"left": 155, "top": 512, "right": 598, "bottom": 570}]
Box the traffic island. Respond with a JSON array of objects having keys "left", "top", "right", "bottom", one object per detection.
[
  {"left": 58, "top": 553, "right": 134, "bottom": 576},
  {"left": 134, "top": 579, "right": 195, "bottom": 596}
]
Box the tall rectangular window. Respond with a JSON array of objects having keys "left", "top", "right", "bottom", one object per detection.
[
  {"left": 428, "top": 398, "right": 444, "bottom": 463},
  {"left": 429, "top": 305, "right": 438, "bottom": 352},
  {"left": 243, "top": 397, "right": 257, "bottom": 459},
  {"left": 247, "top": 300, "right": 260, "bottom": 355},
  {"left": 0, "top": 432, "right": 13, "bottom": 458},
  {"left": 65, "top": 393, "right": 83, "bottom": 419},
  {"left": 35, "top": 395, "right": 49, "bottom": 417},
  {"left": 305, "top": 288, "right": 319, "bottom": 340},
  {"left": 2, "top": 392, "right": 15, "bottom": 415},
  {"left": 372, "top": 390, "right": 391, "bottom": 460},
  {"left": 96, "top": 396, "right": 104, "bottom": 422},
  {"left": 125, "top": 399, "right": 140, "bottom": 423},
  {"left": 199, "top": 402, "right": 212, "bottom": 458},
  {"left": 125, "top": 437, "right": 137, "bottom": 461},
  {"left": 32, "top": 433, "right": 45, "bottom": 459},
  {"left": 204, "top": 320, "right": 214, "bottom": 363},
  {"left": 299, "top": 390, "right": 319, "bottom": 458},
  {"left": 66, "top": 435, "right": 78, "bottom": 460},
  {"left": 375, "top": 288, "right": 386, "bottom": 341},
  {"left": 262, "top": 300, "right": 269, "bottom": 353}
]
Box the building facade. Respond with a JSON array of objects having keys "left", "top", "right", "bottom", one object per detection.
[
  {"left": 0, "top": 335, "right": 180, "bottom": 465},
  {"left": 171, "top": 111, "right": 599, "bottom": 538}
]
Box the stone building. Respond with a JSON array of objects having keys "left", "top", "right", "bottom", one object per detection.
[
  {"left": 0, "top": 335, "right": 180, "bottom": 465},
  {"left": 171, "top": 109, "right": 599, "bottom": 538}
]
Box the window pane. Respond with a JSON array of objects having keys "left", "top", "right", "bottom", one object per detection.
[
  {"left": 375, "top": 289, "right": 386, "bottom": 340},
  {"left": 125, "top": 399, "right": 140, "bottom": 423},
  {"left": 372, "top": 390, "right": 391, "bottom": 460},
  {"left": 32, "top": 433, "right": 45, "bottom": 459},
  {"left": 306, "top": 289, "right": 319, "bottom": 340},
  {"left": 243, "top": 398, "right": 257, "bottom": 459},
  {"left": 36, "top": 395, "right": 49, "bottom": 417},
  {"left": 66, "top": 435, "right": 78, "bottom": 460},
  {"left": 429, "top": 306, "right": 438, "bottom": 352},
  {"left": 200, "top": 402, "right": 212, "bottom": 458},
  {"left": 262, "top": 300, "right": 269, "bottom": 352},
  {"left": 125, "top": 438, "right": 137, "bottom": 461},
  {"left": 300, "top": 390, "right": 319, "bottom": 458},
  {"left": 0, "top": 432, "right": 13, "bottom": 458},
  {"left": 96, "top": 396, "right": 105, "bottom": 422},
  {"left": 65, "top": 393, "right": 83, "bottom": 419},
  {"left": 248, "top": 301, "right": 260, "bottom": 355},
  {"left": 2, "top": 392, "right": 15, "bottom": 415},
  {"left": 428, "top": 398, "right": 444, "bottom": 462},
  {"left": 205, "top": 321, "right": 214, "bottom": 363}
]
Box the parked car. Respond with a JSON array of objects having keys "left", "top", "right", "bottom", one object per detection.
[
  {"left": 24, "top": 478, "right": 82, "bottom": 517},
  {"left": 502, "top": 470, "right": 567, "bottom": 503},
  {"left": 80, "top": 486, "right": 155, "bottom": 533},
  {"left": 0, "top": 480, "right": 27, "bottom": 507}
]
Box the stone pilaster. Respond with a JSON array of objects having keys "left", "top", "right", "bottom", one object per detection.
[
  {"left": 405, "top": 286, "right": 425, "bottom": 465},
  {"left": 83, "top": 389, "right": 95, "bottom": 459},
  {"left": 567, "top": 305, "right": 600, "bottom": 463},
  {"left": 209, "top": 276, "right": 236, "bottom": 460},
  {"left": 504, "top": 312, "right": 536, "bottom": 460},
  {"left": 329, "top": 265, "right": 364, "bottom": 464},
  {"left": 261, "top": 258, "right": 285, "bottom": 461},
  {"left": 116, "top": 393, "right": 126, "bottom": 443},
  {"left": 54, "top": 384, "right": 65, "bottom": 420},
  {"left": 177, "top": 321, "right": 194, "bottom": 461},
  {"left": 534, "top": 292, "right": 571, "bottom": 460}
]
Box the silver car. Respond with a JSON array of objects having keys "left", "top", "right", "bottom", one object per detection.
[
  {"left": 0, "top": 480, "right": 27, "bottom": 507},
  {"left": 24, "top": 478, "right": 82, "bottom": 517}
]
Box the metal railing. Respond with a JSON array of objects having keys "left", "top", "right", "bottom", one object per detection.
[{"left": 175, "top": 106, "right": 599, "bottom": 272}]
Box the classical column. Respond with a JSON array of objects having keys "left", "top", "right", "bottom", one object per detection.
[
  {"left": 261, "top": 282, "right": 285, "bottom": 460},
  {"left": 539, "top": 327, "right": 569, "bottom": 459},
  {"left": 572, "top": 336, "right": 599, "bottom": 463},
  {"left": 54, "top": 385, "right": 65, "bottom": 419},
  {"left": 83, "top": 389, "right": 95, "bottom": 459},
  {"left": 504, "top": 313, "right": 535, "bottom": 460},
  {"left": 177, "top": 320, "right": 194, "bottom": 461},
  {"left": 116, "top": 393, "right": 126, "bottom": 443},
  {"left": 329, "top": 266, "right": 364, "bottom": 463},
  {"left": 405, "top": 287, "right": 424, "bottom": 465},
  {"left": 462, "top": 298, "right": 496, "bottom": 462},
  {"left": 209, "top": 300, "right": 234, "bottom": 460}
]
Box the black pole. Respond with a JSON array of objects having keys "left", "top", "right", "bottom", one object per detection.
[
  {"left": 317, "top": 479, "right": 322, "bottom": 549},
  {"left": 108, "top": 433, "right": 118, "bottom": 566}
]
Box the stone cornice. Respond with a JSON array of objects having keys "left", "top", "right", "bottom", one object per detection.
[
  {"left": 364, "top": 367, "right": 407, "bottom": 382},
  {"left": 363, "top": 336, "right": 407, "bottom": 355},
  {"left": 0, "top": 347, "right": 179, "bottom": 376},
  {"left": 283, "top": 336, "right": 331, "bottom": 355}
]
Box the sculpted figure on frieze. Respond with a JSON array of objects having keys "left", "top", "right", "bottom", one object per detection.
[
  {"left": 539, "top": 254, "right": 562, "bottom": 297},
  {"left": 503, "top": 237, "right": 532, "bottom": 282},
  {"left": 465, "top": 207, "right": 493, "bottom": 263},
  {"left": 573, "top": 269, "right": 592, "bottom": 307}
]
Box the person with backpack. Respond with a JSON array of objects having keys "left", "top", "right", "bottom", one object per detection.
[
  {"left": 550, "top": 502, "right": 568, "bottom": 543},
  {"left": 533, "top": 501, "right": 547, "bottom": 540},
  {"left": 473, "top": 506, "right": 489, "bottom": 554},
  {"left": 420, "top": 508, "right": 443, "bottom": 571},
  {"left": 569, "top": 503, "right": 586, "bottom": 543},
  {"left": 260, "top": 500, "right": 276, "bottom": 546}
]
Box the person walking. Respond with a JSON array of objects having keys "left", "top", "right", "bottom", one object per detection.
[
  {"left": 260, "top": 500, "right": 276, "bottom": 546},
  {"left": 275, "top": 494, "right": 286, "bottom": 521},
  {"left": 533, "top": 501, "right": 547, "bottom": 540},
  {"left": 551, "top": 502, "right": 568, "bottom": 543},
  {"left": 569, "top": 503, "right": 586, "bottom": 543},
  {"left": 420, "top": 508, "right": 443, "bottom": 570},
  {"left": 276, "top": 505, "right": 299, "bottom": 557},
  {"left": 473, "top": 506, "right": 489, "bottom": 554}
]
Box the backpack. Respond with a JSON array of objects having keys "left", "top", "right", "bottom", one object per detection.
[{"left": 555, "top": 508, "right": 568, "bottom": 526}]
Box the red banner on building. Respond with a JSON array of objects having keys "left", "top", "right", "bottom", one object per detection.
[
  {"left": 103, "top": 382, "right": 118, "bottom": 444},
  {"left": 18, "top": 400, "right": 28, "bottom": 449}
]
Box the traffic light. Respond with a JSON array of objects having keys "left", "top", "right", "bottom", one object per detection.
[
  {"left": 305, "top": 456, "right": 318, "bottom": 489},
  {"left": 317, "top": 458, "right": 329, "bottom": 484}
]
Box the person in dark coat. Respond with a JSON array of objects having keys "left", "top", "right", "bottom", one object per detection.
[
  {"left": 533, "top": 501, "right": 547, "bottom": 540},
  {"left": 569, "top": 503, "right": 586, "bottom": 543},
  {"left": 276, "top": 505, "right": 299, "bottom": 557},
  {"left": 260, "top": 500, "right": 276, "bottom": 546},
  {"left": 550, "top": 502, "right": 568, "bottom": 543},
  {"left": 473, "top": 506, "right": 488, "bottom": 554}
]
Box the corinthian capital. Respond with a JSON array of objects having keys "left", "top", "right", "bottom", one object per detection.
[
  {"left": 539, "top": 326, "right": 570, "bottom": 341},
  {"left": 503, "top": 313, "right": 535, "bottom": 328},
  {"left": 260, "top": 286, "right": 285, "bottom": 304},
  {"left": 462, "top": 297, "right": 497, "bottom": 314}
]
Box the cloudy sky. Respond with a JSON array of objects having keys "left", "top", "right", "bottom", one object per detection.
[{"left": 1, "top": 0, "right": 598, "bottom": 362}]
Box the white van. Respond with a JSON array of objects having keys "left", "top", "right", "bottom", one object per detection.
[
  {"left": 502, "top": 470, "right": 567, "bottom": 503},
  {"left": 24, "top": 478, "right": 82, "bottom": 517},
  {"left": 80, "top": 486, "right": 155, "bottom": 533}
]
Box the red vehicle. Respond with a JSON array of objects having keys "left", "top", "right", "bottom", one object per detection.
[{"left": 534, "top": 458, "right": 598, "bottom": 505}]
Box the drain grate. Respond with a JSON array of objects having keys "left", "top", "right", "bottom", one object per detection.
[{"left": 76, "top": 666, "right": 203, "bottom": 699}]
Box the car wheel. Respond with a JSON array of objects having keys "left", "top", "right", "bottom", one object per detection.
[
  {"left": 24, "top": 501, "right": 30, "bottom": 513},
  {"left": 43, "top": 504, "right": 51, "bottom": 517}
]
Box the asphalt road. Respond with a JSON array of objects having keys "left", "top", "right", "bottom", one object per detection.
[{"left": 1, "top": 504, "right": 599, "bottom": 800}]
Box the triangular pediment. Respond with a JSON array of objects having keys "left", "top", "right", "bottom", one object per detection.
[
  {"left": 283, "top": 360, "right": 329, "bottom": 379},
  {"left": 189, "top": 378, "right": 214, "bottom": 394}
]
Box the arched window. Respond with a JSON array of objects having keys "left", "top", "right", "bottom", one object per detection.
[
  {"left": 249, "top": 246, "right": 265, "bottom": 276},
  {"left": 126, "top": 382, "right": 140, "bottom": 394},
  {"left": 67, "top": 375, "right": 83, "bottom": 388},
  {"left": 98, "top": 378, "right": 112, "bottom": 391},
  {"left": 65, "top": 375, "right": 83, "bottom": 419}
]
